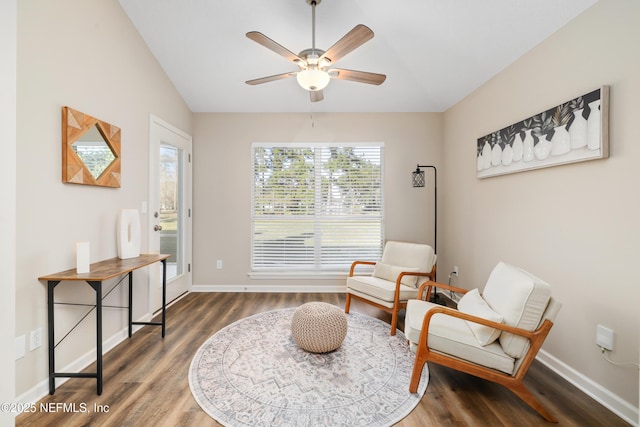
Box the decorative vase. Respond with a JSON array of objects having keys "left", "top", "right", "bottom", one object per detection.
[
  {"left": 534, "top": 134, "right": 552, "bottom": 160},
  {"left": 550, "top": 125, "right": 570, "bottom": 156},
  {"left": 477, "top": 154, "right": 483, "bottom": 172},
  {"left": 522, "top": 129, "right": 534, "bottom": 162},
  {"left": 501, "top": 144, "right": 513, "bottom": 166},
  {"left": 587, "top": 99, "right": 601, "bottom": 150},
  {"left": 491, "top": 143, "right": 502, "bottom": 167},
  {"left": 512, "top": 133, "right": 524, "bottom": 162},
  {"left": 569, "top": 108, "right": 587, "bottom": 149},
  {"left": 117, "top": 209, "right": 141, "bottom": 259},
  {"left": 482, "top": 141, "right": 492, "bottom": 170}
]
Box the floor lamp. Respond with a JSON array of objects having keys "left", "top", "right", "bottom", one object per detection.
[{"left": 412, "top": 164, "right": 442, "bottom": 304}]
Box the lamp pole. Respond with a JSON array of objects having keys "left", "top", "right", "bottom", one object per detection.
[
  {"left": 413, "top": 164, "right": 439, "bottom": 303},
  {"left": 413, "top": 165, "right": 437, "bottom": 256}
]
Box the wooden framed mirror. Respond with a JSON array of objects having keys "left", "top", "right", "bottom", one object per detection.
[{"left": 62, "top": 106, "right": 121, "bottom": 187}]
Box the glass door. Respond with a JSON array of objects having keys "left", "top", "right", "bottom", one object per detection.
[{"left": 149, "top": 115, "right": 192, "bottom": 309}]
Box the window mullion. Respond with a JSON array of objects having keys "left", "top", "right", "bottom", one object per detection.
[{"left": 313, "top": 147, "right": 322, "bottom": 268}]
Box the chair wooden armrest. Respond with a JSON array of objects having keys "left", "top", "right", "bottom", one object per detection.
[
  {"left": 392, "top": 270, "right": 436, "bottom": 304},
  {"left": 397, "top": 271, "right": 435, "bottom": 285},
  {"left": 349, "top": 260, "right": 377, "bottom": 276},
  {"left": 419, "top": 306, "right": 544, "bottom": 346},
  {"left": 417, "top": 280, "right": 468, "bottom": 301}
]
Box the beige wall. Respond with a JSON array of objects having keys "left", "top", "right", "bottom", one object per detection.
[
  {"left": 192, "top": 113, "right": 442, "bottom": 288},
  {"left": 1, "top": 1, "right": 17, "bottom": 424},
  {"left": 441, "top": 0, "right": 639, "bottom": 413},
  {"left": 15, "top": 0, "right": 191, "bottom": 396}
]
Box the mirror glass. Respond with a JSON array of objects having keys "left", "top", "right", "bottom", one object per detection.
[
  {"left": 72, "top": 124, "right": 117, "bottom": 180},
  {"left": 62, "top": 106, "right": 121, "bottom": 188}
]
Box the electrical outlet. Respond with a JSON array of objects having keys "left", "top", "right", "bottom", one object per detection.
[
  {"left": 596, "top": 324, "right": 614, "bottom": 351},
  {"left": 453, "top": 265, "right": 459, "bottom": 276},
  {"left": 29, "top": 328, "right": 42, "bottom": 351},
  {"left": 216, "top": 260, "right": 223, "bottom": 269}
]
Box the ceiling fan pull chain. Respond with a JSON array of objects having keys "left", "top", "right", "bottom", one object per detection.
[{"left": 311, "top": 0, "right": 317, "bottom": 52}]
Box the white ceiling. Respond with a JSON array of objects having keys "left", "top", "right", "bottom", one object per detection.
[{"left": 119, "top": 0, "right": 597, "bottom": 113}]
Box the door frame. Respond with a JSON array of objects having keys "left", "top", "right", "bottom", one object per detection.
[{"left": 148, "top": 114, "right": 192, "bottom": 312}]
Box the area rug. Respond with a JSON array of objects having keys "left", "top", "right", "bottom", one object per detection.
[{"left": 189, "top": 307, "right": 428, "bottom": 427}]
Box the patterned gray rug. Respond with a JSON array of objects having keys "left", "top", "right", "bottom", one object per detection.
[{"left": 189, "top": 307, "right": 428, "bottom": 427}]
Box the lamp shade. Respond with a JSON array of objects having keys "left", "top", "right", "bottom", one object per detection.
[
  {"left": 297, "top": 69, "right": 330, "bottom": 91},
  {"left": 412, "top": 168, "right": 425, "bottom": 187}
]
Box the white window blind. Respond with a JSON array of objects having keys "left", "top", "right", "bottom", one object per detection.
[{"left": 251, "top": 142, "right": 384, "bottom": 272}]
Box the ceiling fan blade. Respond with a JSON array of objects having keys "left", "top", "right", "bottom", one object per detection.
[
  {"left": 330, "top": 68, "right": 386, "bottom": 85},
  {"left": 246, "top": 31, "right": 304, "bottom": 64},
  {"left": 310, "top": 90, "right": 324, "bottom": 102},
  {"left": 319, "top": 24, "right": 374, "bottom": 64},
  {"left": 245, "top": 72, "right": 297, "bottom": 86}
]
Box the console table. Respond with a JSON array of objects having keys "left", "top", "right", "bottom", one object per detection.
[{"left": 38, "top": 253, "right": 171, "bottom": 395}]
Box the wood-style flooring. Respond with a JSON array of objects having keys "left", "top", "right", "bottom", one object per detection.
[{"left": 17, "top": 292, "right": 631, "bottom": 426}]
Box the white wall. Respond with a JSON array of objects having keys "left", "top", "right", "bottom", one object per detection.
[
  {"left": 15, "top": 0, "right": 192, "bottom": 397},
  {"left": 1, "top": 1, "right": 17, "bottom": 425},
  {"left": 191, "top": 112, "right": 442, "bottom": 289},
  {"left": 441, "top": 0, "right": 639, "bottom": 420}
]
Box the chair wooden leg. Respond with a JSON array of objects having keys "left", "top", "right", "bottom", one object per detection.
[
  {"left": 345, "top": 293, "right": 351, "bottom": 313},
  {"left": 390, "top": 309, "right": 398, "bottom": 335},
  {"left": 409, "top": 356, "right": 427, "bottom": 393},
  {"left": 508, "top": 381, "right": 558, "bottom": 423}
]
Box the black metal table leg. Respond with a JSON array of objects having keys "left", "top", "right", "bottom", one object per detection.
[
  {"left": 48, "top": 281, "right": 60, "bottom": 395},
  {"left": 161, "top": 259, "right": 167, "bottom": 338},
  {"left": 87, "top": 281, "right": 103, "bottom": 395},
  {"left": 128, "top": 272, "right": 133, "bottom": 337}
]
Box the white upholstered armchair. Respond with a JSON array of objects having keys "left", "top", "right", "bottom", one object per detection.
[
  {"left": 345, "top": 241, "right": 436, "bottom": 335},
  {"left": 405, "top": 262, "right": 562, "bottom": 422}
]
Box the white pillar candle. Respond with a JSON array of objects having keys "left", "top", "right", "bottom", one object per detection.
[{"left": 76, "top": 241, "right": 90, "bottom": 274}]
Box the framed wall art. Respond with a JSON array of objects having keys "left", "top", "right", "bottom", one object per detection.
[
  {"left": 62, "top": 106, "right": 121, "bottom": 187},
  {"left": 477, "top": 86, "right": 609, "bottom": 179}
]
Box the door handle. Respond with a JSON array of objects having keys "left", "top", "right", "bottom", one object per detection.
[{"left": 154, "top": 225, "right": 163, "bottom": 232}]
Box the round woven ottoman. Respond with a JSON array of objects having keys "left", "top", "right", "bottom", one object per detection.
[{"left": 291, "top": 302, "right": 348, "bottom": 353}]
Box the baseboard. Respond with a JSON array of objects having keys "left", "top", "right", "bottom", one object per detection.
[
  {"left": 537, "top": 349, "right": 639, "bottom": 426},
  {"left": 191, "top": 284, "right": 346, "bottom": 293},
  {"left": 14, "top": 314, "right": 152, "bottom": 413}
]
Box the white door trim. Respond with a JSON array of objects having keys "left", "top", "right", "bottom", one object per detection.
[{"left": 148, "top": 114, "right": 192, "bottom": 311}]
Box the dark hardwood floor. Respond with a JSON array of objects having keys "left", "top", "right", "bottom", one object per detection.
[{"left": 17, "top": 292, "right": 631, "bottom": 427}]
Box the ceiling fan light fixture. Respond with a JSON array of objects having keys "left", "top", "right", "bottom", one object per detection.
[{"left": 296, "top": 68, "right": 330, "bottom": 91}]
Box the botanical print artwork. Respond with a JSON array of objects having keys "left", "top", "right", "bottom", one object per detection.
[{"left": 477, "top": 86, "right": 609, "bottom": 178}]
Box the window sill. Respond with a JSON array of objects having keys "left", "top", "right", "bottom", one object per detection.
[{"left": 248, "top": 271, "right": 349, "bottom": 280}]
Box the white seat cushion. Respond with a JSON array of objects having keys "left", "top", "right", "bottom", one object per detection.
[
  {"left": 405, "top": 299, "right": 516, "bottom": 375},
  {"left": 482, "top": 262, "right": 551, "bottom": 358},
  {"left": 346, "top": 276, "right": 418, "bottom": 307}
]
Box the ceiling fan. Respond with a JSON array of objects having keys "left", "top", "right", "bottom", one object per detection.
[{"left": 245, "top": 0, "right": 386, "bottom": 102}]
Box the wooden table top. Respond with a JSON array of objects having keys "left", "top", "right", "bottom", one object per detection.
[{"left": 38, "top": 254, "right": 171, "bottom": 282}]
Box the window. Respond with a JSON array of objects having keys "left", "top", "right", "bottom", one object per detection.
[{"left": 251, "top": 142, "right": 384, "bottom": 273}]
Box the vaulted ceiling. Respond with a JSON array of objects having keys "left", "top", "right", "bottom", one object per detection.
[{"left": 119, "top": 0, "right": 597, "bottom": 113}]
